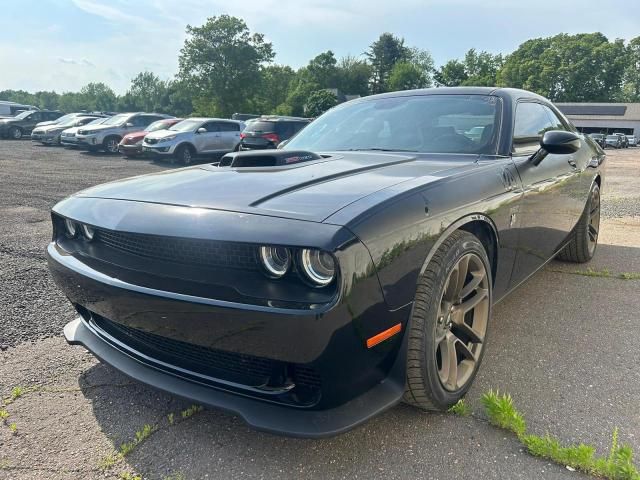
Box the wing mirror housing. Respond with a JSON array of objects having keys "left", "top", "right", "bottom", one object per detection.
[
  {"left": 197, "top": 127, "right": 207, "bottom": 134},
  {"left": 277, "top": 139, "right": 290, "bottom": 149},
  {"left": 531, "top": 130, "right": 581, "bottom": 166},
  {"left": 125, "top": 122, "right": 134, "bottom": 128}
]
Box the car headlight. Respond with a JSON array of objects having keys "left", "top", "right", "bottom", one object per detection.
[
  {"left": 159, "top": 135, "right": 176, "bottom": 143},
  {"left": 64, "top": 218, "right": 77, "bottom": 238},
  {"left": 259, "top": 246, "right": 292, "bottom": 278},
  {"left": 81, "top": 224, "right": 95, "bottom": 241},
  {"left": 299, "top": 248, "right": 336, "bottom": 286}
]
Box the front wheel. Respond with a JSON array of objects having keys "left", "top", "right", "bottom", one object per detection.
[
  {"left": 8, "top": 127, "right": 23, "bottom": 139},
  {"left": 175, "top": 144, "right": 195, "bottom": 165},
  {"left": 404, "top": 230, "right": 492, "bottom": 411},
  {"left": 557, "top": 183, "right": 600, "bottom": 263},
  {"left": 103, "top": 136, "right": 121, "bottom": 154}
]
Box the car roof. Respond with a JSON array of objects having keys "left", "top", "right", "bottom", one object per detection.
[
  {"left": 361, "top": 86, "right": 550, "bottom": 103},
  {"left": 182, "top": 117, "right": 243, "bottom": 123},
  {"left": 255, "top": 115, "right": 310, "bottom": 122}
]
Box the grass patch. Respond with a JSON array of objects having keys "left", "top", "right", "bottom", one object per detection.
[
  {"left": 619, "top": 272, "right": 640, "bottom": 280},
  {"left": 447, "top": 398, "right": 471, "bottom": 416},
  {"left": 0, "top": 410, "right": 8, "bottom": 422},
  {"left": 119, "top": 472, "right": 142, "bottom": 480},
  {"left": 8, "top": 423, "right": 17, "bottom": 435},
  {"left": 167, "top": 412, "right": 175, "bottom": 425},
  {"left": 181, "top": 405, "right": 203, "bottom": 419},
  {"left": 119, "top": 424, "right": 157, "bottom": 457},
  {"left": 482, "top": 390, "right": 640, "bottom": 479},
  {"left": 10, "top": 387, "right": 23, "bottom": 400},
  {"left": 554, "top": 267, "right": 640, "bottom": 280}
]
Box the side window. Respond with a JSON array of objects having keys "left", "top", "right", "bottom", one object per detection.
[
  {"left": 131, "top": 116, "right": 151, "bottom": 128},
  {"left": 49, "top": 112, "right": 61, "bottom": 121},
  {"left": 512, "top": 102, "right": 555, "bottom": 154},
  {"left": 202, "top": 122, "right": 219, "bottom": 133},
  {"left": 30, "top": 112, "right": 42, "bottom": 122},
  {"left": 541, "top": 105, "right": 566, "bottom": 131},
  {"left": 218, "top": 122, "right": 240, "bottom": 132}
]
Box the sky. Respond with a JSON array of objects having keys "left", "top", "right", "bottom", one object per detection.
[{"left": 1, "top": 0, "right": 639, "bottom": 94}]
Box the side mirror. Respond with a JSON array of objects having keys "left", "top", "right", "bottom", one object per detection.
[
  {"left": 125, "top": 122, "right": 134, "bottom": 128},
  {"left": 197, "top": 127, "right": 207, "bottom": 134},
  {"left": 276, "top": 139, "right": 290, "bottom": 149},
  {"left": 531, "top": 130, "right": 581, "bottom": 166}
]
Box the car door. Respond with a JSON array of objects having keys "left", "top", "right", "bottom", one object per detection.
[
  {"left": 24, "top": 112, "right": 42, "bottom": 132},
  {"left": 218, "top": 121, "right": 241, "bottom": 151},
  {"left": 197, "top": 121, "right": 220, "bottom": 153},
  {"left": 509, "top": 101, "right": 580, "bottom": 287}
]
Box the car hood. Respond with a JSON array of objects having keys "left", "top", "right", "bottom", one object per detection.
[
  {"left": 74, "top": 152, "right": 477, "bottom": 222},
  {"left": 81, "top": 124, "right": 120, "bottom": 133},
  {"left": 123, "top": 130, "right": 147, "bottom": 142},
  {"left": 36, "top": 121, "right": 58, "bottom": 127},
  {"left": 145, "top": 129, "right": 183, "bottom": 140}
]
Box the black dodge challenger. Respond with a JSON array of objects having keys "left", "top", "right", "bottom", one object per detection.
[{"left": 48, "top": 87, "right": 604, "bottom": 437}]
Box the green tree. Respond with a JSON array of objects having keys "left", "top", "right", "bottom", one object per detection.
[
  {"left": 461, "top": 49, "right": 503, "bottom": 86},
  {"left": 79, "top": 83, "right": 117, "bottom": 111},
  {"left": 252, "top": 64, "right": 296, "bottom": 114},
  {"left": 178, "top": 15, "right": 274, "bottom": 116},
  {"left": 388, "top": 62, "right": 429, "bottom": 91},
  {"left": 498, "top": 33, "right": 626, "bottom": 101},
  {"left": 366, "top": 33, "right": 410, "bottom": 94},
  {"left": 621, "top": 36, "right": 640, "bottom": 101},
  {"left": 304, "top": 51, "right": 338, "bottom": 88},
  {"left": 336, "top": 55, "right": 371, "bottom": 96},
  {"left": 305, "top": 89, "right": 337, "bottom": 117},
  {"left": 121, "top": 71, "right": 169, "bottom": 113},
  {"left": 434, "top": 59, "right": 468, "bottom": 86},
  {"left": 407, "top": 47, "right": 434, "bottom": 87}
]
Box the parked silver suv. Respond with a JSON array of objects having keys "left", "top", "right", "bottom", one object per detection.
[
  {"left": 142, "top": 118, "right": 245, "bottom": 164},
  {"left": 75, "top": 112, "right": 172, "bottom": 153}
]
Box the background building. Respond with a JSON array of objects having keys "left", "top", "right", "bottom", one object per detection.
[{"left": 556, "top": 103, "right": 640, "bottom": 136}]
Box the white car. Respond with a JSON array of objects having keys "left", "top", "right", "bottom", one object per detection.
[
  {"left": 75, "top": 112, "right": 171, "bottom": 153},
  {"left": 142, "top": 118, "right": 245, "bottom": 164},
  {"left": 31, "top": 116, "right": 103, "bottom": 145},
  {"left": 626, "top": 135, "right": 637, "bottom": 147},
  {"left": 60, "top": 117, "right": 110, "bottom": 147}
]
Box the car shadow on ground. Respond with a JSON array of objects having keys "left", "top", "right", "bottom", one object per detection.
[{"left": 75, "top": 243, "right": 639, "bottom": 479}]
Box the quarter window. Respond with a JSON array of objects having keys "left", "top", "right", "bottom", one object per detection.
[
  {"left": 218, "top": 122, "right": 240, "bottom": 132},
  {"left": 512, "top": 102, "right": 555, "bottom": 154},
  {"left": 541, "top": 105, "right": 567, "bottom": 131}
]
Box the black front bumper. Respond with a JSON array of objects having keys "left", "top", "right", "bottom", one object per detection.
[{"left": 64, "top": 316, "right": 406, "bottom": 437}]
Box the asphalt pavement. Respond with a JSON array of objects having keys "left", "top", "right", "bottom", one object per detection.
[{"left": 0, "top": 141, "right": 638, "bottom": 479}]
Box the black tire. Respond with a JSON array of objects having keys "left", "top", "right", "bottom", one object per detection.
[
  {"left": 102, "top": 136, "right": 121, "bottom": 154},
  {"left": 176, "top": 144, "right": 195, "bottom": 165},
  {"left": 8, "top": 126, "right": 22, "bottom": 139},
  {"left": 403, "top": 230, "right": 492, "bottom": 411},
  {"left": 556, "top": 183, "right": 600, "bottom": 263}
]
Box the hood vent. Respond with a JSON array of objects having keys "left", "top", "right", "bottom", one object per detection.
[{"left": 219, "top": 150, "right": 322, "bottom": 168}]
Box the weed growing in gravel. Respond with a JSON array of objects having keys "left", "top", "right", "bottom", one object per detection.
[
  {"left": 10, "top": 387, "right": 23, "bottom": 400},
  {"left": 447, "top": 398, "right": 471, "bottom": 416},
  {"left": 619, "top": 272, "right": 640, "bottom": 280},
  {"left": 119, "top": 424, "right": 157, "bottom": 457},
  {"left": 482, "top": 390, "right": 640, "bottom": 479},
  {"left": 163, "top": 474, "right": 186, "bottom": 480},
  {"left": 119, "top": 472, "right": 142, "bottom": 480},
  {"left": 167, "top": 412, "right": 175, "bottom": 425},
  {"left": 8, "top": 423, "right": 17, "bottom": 435},
  {"left": 181, "top": 404, "right": 203, "bottom": 419},
  {"left": 0, "top": 410, "right": 8, "bottom": 423},
  {"left": 561, "top": 268, "right": 640, "bottom": 280}
]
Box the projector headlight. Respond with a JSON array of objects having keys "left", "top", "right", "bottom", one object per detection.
[
  {"left": 299, "top": 248, "right": 336, "bottom": 287},
  {"left": 259, "top": 246, "right": 291, "bottom": 278},
  {"left": 64, "top": 218, "right": 77, "bottom": 238},
  {"left": 81, "top": 224, "right": 95, "bottom": 241}
]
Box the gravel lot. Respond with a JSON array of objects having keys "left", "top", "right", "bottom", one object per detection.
[{"left": 0, "top": 141, "right": 639, "bottom": 479}]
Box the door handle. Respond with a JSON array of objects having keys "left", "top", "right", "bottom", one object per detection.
[{"left": 568, "top": 159, "right": 577, "bottom": 169}]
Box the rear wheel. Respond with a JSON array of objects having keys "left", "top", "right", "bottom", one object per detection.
[
  {"left": 557, "top": 183, "right": 600, "bottom": 263},
  {"left": 103, "top": 136, "right": 121, "bottom": 154},
  {"left": 404, "top": 230, "right": 492, "bottom": 411},
  {"left": 176, "top": 144, "right": 195, "bottom": 165},
  {"left": 8, "top": 127, "right": 22, "bottom": 139}
]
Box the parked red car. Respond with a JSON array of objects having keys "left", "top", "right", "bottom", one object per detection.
[{"left": 118, "top": 118, "right": 182, "bottom": 157}]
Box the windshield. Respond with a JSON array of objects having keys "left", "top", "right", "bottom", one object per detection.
[
  {"left": 52, "top": 113, "right": 76, "bottom": 124},
  {"left": 87, "top": 117, "right": 107, "bottom": 126},
  {"left": 102, "top": 114, "right": 129, "bottom": 126},
  {"left": 285, "top": 94, "right": 502, "bottom": 155},
  {"left": 15, "top": 110, "right": 36, "bottom": 120},
  {"left": 169, "top": 119, "right": 202, "bottom": 132},
  {"left": 146, "top": 120, "right": 171, "bottom": 132}
]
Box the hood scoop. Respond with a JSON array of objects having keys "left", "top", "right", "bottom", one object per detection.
[{"left": 219, "top": 150, "right": 324, "bottom": 169}]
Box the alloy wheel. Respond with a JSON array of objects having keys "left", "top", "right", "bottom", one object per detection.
[
  {"left": 588, "top": 186, "right": 600, "bottom": 255},
  {"left": 182, "top": 148, "right": 192, "bottom": 164},
  {"left": 106, "top": 139, "right": 119, "bottom": 153},
  {"left": 435, "top": 253, "right": 489, "bottom": 392},
  {"left": 11, "top": 128, "right": 22, "bottom": 139}
]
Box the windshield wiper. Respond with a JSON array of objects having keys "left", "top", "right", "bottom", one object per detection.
[{"left": 339, "top": 148, "right": 418, "bottom": 153}]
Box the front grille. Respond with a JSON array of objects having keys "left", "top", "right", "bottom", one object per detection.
[
  {"left": 96, "top": 229, "right": 259, "bottom": 271},
  {"left": 90, "top": 314, "right": 321, "bottom": 401}
]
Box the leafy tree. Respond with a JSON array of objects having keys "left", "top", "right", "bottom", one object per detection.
[
  {"left": 498, "top": 33, "right": 626, "bottom": 101},
  {"left": 434, "top": 59, "right": 468, "bottom": 86},
  {"left": 79, "top": 83, "right": 117, "bottom": 111},
  {"left": 407, "top": 47, "right": 434, "bottom": 87},
  {"left": 305, "top": 89, "right": 337, "bottom": 117},
  {"left": 178, "top": 15, "right": 274, "bottom": 117},
  {"left": 252, "top": 64, "right": 296, "bottom": 114},
  {"left": 461, "top": 49, "right": 503, "bottom": 86},
  {"left": 304, "top": 50, "right": 338, "bottom": 88},
  {"left": 366, "top": 33, "right": 410, "bottom": 94},
  {"left": 120, "top": 72, "right": 169, "bottom": 113},
  {"left": 388, "top": 62, "right": 429, "bottom": 91},
  {"left": 336, "top": 55, "right": 371, "bottom": 96},
  {"left": 283, "top": 77, "right": 319, "bottom": 116},
  {"left": 621, "top": 36, "right": 640, "bottom": 101}
]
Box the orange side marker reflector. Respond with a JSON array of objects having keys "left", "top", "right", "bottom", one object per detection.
[{"left": 366, "top": 323, "right": 402, "bottom": 348}]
